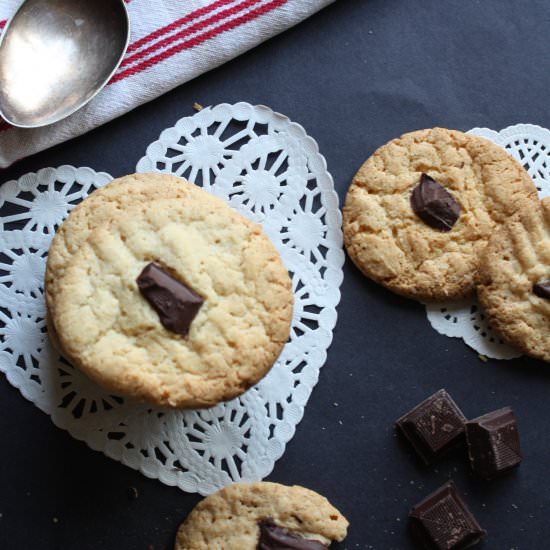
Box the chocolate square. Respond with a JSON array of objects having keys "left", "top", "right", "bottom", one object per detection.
[
  {"left": 466, "top": 406, "right": 522, "bottom": 479},
  {"left": 396, "top": 389, "right": 467, "bottom": 464},
  {"left": 409, "top": 481, "right": 486, "bottom": 549}
]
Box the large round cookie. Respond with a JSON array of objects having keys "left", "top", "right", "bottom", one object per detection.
[
  {"left": 174, "top": 482, "right": 348, "bottom": 550},
  {"left": 52, "top": 192, "right": 293, "bottom": 408},
  {"left": 45, "top": 173, "right": 194, "bottom": 322},
  {"left": 343, "top": 128, "right": 538, "bottom": 301},
  {"left": 477, "top": 197, "right": 550, "bottom": 362}
]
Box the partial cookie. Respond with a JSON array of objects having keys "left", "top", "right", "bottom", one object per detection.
[
  {"left": 174, "top": 482, "right": 348, "bottom": 550},
  {"left": 476, "top": 197, "right": 550, "bottom": 362},
  {"left": 45, "top": 173, "right": 194, "bottom": 321},
  {"left": 52, "top": 192, "right": 293, "bottom": 408},
  {"left": 343, "top": 128, "right": 538, "bottom": 301}
]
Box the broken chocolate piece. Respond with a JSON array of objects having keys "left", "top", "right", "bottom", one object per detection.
[
  {"left": 396, "top": 389, "right": 467, "bottom": 464},
  {"left": 258, "top": 519, "right": 328, "bottom": 550},
  {"left": 410, "top": 174, "right": 461, "bottom": 231},
  {"left": 466, "top": 406, "right": 522, "bottom": 479},
  {"left": 533, "top": 280, "right": 550, "bottom": 299},
  {"left": 136, "top": 262, "right": 203, "bottom": 337},
  {"left": 409, "top": 481, "right": 486, "bottom": 549}
]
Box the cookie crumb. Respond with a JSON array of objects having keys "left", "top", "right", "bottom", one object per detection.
[
  {"left": 52, "top": 517, "right": 59, "bottom": 524},
  {"left": 193, "top": 102, "right": 203, "bottom": 112},
  {"left": 478, "top": 354, "right": 489, "bottom": 362},
  {"left": 127, "top": 486, "right": 139, "bottom": 501}
]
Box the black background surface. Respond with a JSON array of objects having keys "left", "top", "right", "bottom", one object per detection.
[{"left": 2, "top": 0, "right": 550, "bottom": 548}]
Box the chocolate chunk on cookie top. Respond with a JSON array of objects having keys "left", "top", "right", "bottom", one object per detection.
[
  {"left": 174, "top": 482, "right": 348, "bottom": 550},
  {"left": 410, "top": 173, "right": 461, "bottom": 231},
  {"left": 533, "top": 280, "right": 550, "bottom": 299},
  {"left": 137, "top": 262, "right": 203, "bottom": 337},
  {"left": 258, "top": 519, "right": 328, "bottom": 549},
  {"left": 396, "top": 389, "right": 467, "bottom": 464},
  {"left": 409, "top": 481, "right": 486, "bottom": 549},
  {"left": 466, "top": 407, "right": 522, "bottom": 479}
]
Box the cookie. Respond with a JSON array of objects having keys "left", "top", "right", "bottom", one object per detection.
[
  {"left": 174, "top": 482, "right": 348, "bottom": 550},
  {"left": 476, "top": 197, "right": 550, "bottom": 362},
  {"left": 343, "top": 128, "right": 538, "bottom": 301},
  {"left": 51, "top": 191, "right": 293, "bottom": 408},
  {"left": 45, "top": 173, "right": 193, "bottom": 323}
]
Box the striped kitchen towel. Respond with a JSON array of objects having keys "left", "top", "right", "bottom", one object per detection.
[{"left": 0, "top": 0, "right": 334, "bottom": 169}]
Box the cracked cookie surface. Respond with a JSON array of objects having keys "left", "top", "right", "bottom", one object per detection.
[
  {"left": 45, "top": 173, "right": 195, "bottom": 323},
  {"left": 52, "top": 189, "right": 293, "bottom": 408},
  {"left": 477, "top": 197, "right": 550, "bottom": 362},
  {"left": 343, "top": 128, "right": 538, "bottom": 301},
  {"left": 174, "top": 482, "right": 348, "bottom": 550}
]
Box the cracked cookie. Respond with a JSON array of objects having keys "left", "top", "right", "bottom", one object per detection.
[
  {"left": 477, "top": 197, "right": 550, "bottom": 362},
  {"left": 174, "top": 482, "right": 348, "bottom": 550},
  {"left": 343, "top": 128, "right": 538, "bottom": 301},
  {"left": 45, "top": 173, "right": 196, "bottom": 329},
  {"left": 50, "top": 184, "right": 293, "bottom": 408}
]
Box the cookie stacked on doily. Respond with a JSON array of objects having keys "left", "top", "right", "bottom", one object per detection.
[
  {"left": 45, "top": 173, "right": 293, "bottom": 408},
  {"left": 343, "top": 127, "right": 550, "bottom": 361}
]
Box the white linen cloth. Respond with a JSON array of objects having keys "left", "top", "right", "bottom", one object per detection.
[{"left": 0, "top": 0, "right": 334, "bottom": 168}]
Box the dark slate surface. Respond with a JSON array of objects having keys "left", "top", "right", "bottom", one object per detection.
[{"left": 2, "top": 0, "right": 550, "bottom": 548}]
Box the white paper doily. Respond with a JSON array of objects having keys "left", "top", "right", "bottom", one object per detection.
[
  {"left": 0, "top": 103, "right": 345, "bottom": 494},
  {"left": 426, "top": 123, "right": 550, "bottom": 359}
]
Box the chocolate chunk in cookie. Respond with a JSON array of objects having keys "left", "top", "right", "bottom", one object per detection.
[
  {"left": 137, "top": 262, "right": 203, "bottom": 337},
  {"left": 533, "top": 280, "right": 550, "bottom": 299},
  {"left": 258, "top": 519, "right": 328, "bottom": 549},
  {"left": 410, "top": 173, "right": 460, "bottom": 231}
]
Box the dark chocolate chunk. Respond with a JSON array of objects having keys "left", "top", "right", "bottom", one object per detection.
[
  {"left": 410, "top": 174, "right": 461, "bottom": 231},
  {"left": 466, "top": 406, "right": 522, "bottom": 479},
  {"left": 396, "top": 389, "right": 467, "bottom": 464},
  {"left": 258, "top": 519, "right": 328, "bottom": 550},
  {"left": 409, "top": 481, "right": 486, "bottom": 549},
  {"left": 409, "top": 481, "right": 486, "bottom": 550},
  {"left": 136, "top": 262, "right": 203, "bottom": 337},
  {"left": 533, "top": 280, "right": 550, "bottom": 299}
]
